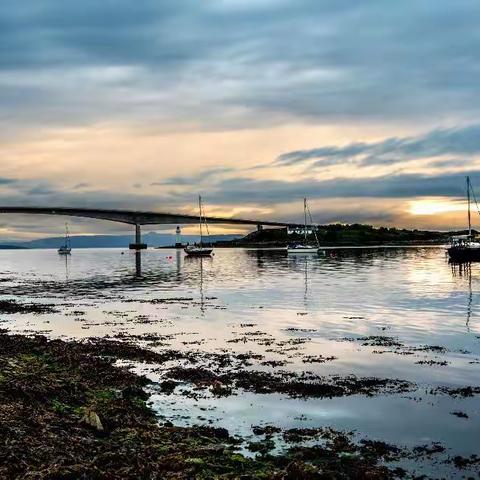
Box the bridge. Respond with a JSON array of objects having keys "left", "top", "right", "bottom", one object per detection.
[{"left": 0, "top": 206, "right": 303, "bottom": 249}]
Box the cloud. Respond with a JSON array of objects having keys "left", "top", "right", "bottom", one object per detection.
[
  {"left": 0, "top": 168, "right": 475, "bottom": 238},
  {"left": 0, "top": 177, "right": 17, "bottom": 186},
  {"left": 301, "top": 208, "right": 395, "bottom": 226},
  {"left": 152, "top": 167, "right": 235, "bottom": 186},
  {"left": 1, "top": 0, "right": 480, "bottom": 135},
  {"left": 4, "top": 168, "right": 474, "bottom": 215},
  {"left": 27, "top": 185, "right": 58, "bottom": 195},
  {"left": 276, "top": 124, "right": 480, "bottom": 167},
  {"left": 1, "top": 1, "right": 480, "bottom": 236},
  {"left": 427, "top": 158, "right": 470, "bottom": 169},
  {"left": 72, "top": 182, "right": 90, "bottom": 189},
  {"left": 177, "top": 170, "right": 475, "bottom": 207}
]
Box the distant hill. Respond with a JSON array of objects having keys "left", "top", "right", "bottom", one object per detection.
[
  {"left": 214, "top": 224, "right": 468, "bottom": 248},
  {"left": 0, "top": 244, "right": 28, "bottom": 250},
  {"left": 5, "top": 232, "right": 242, "bottom": 249}
]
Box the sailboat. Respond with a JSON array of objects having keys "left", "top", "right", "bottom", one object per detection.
[
  {"left": 184, "top": 196, "right": 213, "bottom": 257},
  {"left": 447, "top": 176, "right": 480, "bottom": 262},
  {"left": 287, "top": 198, "right": 322, "bottom": 254},
  {"left": 58, "top": 223, "right": 72, "bottom": 255}
]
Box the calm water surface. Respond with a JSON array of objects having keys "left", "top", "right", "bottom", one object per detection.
[{"left": 1, "top": 247, "right": 479, "bottom": 477}]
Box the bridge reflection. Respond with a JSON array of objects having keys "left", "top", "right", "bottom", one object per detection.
[{"left": 135, "top": 250, "right": 142, "bottom": 277}]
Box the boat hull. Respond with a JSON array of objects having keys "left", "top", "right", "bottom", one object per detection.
[
  {"left": 184, "top": 247, "right": 213, "bottom": 257},
  {"left": 58, "top": 248, "right": 71, "bottom": 255},
  {"left": 448, "top": 246, "right": 480, "bottom": 262},
  {"left": 287, "top": 247, "right": 320, "bottom": 254}
]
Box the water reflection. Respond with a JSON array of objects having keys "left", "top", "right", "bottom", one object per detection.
[
  {"left": 135, "top": 250, "right": 142, "bottom": 277},
  {"left": 62, "top": 253, "right": 70, "bottom": 284},
  {"left": 2, "top": 246, "right": 480, "bottom": 476},
  {"left": 184, "top": 255, "right": 212, "bottom": 315},
  {"left": 451, "top": 262, "right": 473, "bottom": 330},
  {"left": 3, "top": 247, "right": 478, "bottom": 330}
]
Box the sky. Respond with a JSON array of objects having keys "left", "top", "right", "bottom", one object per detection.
[{"left": 1, "top": 0, "right": 480, "bottom": 239}]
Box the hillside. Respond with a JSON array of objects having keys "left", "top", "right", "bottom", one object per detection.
[{"left": 214, "top": 224, "right": 467, "bottom": 248}]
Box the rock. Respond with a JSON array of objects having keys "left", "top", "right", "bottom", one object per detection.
[
  {"left": 82, "top": 409, "right": 104, "bottom": 432},
  {"left": 285, "top": 461, "right": 319, "bottom": 479}
]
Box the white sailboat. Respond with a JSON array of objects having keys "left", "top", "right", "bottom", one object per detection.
[
  {"left": 184, "top": 196, "right": 213, "bottom": 257},
  {"left": 287, "top": 198, "right": 322, "bottom": 254},
  {"left": 58, "top": 223, "right": 72, "bottom": 255}
]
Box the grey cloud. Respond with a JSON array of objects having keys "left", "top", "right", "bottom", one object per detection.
[
  {"left": 427, "top": 158, "right": 471, "bottom": 169},
  {"left": 152, "top": 167, "right": 235, "bottom": 186},
  {"left": 0, "top": 169, "right": 474, "bottom": 237},
  {"left": 0, "top": 177, "right": 17, "bottom": 185},
  {"left": 2, "top": 169, "right": 468, "bottom": 221},
  {"left": 308, "top": 209, "right": 395, "bottom": 226},
  {"left": 27, "top": 185, "right": 58, "bottom": 195},
  {"left": 72, "top": 183, "right": 90, "bottom": 189},
  {"left": 277, "top": 142, "right": 368, "bottom": 166},
  {"left": 276, "top": 124, "right": 480, "bottom": 168},
  {"left": 1, "top": 1, "right": 480, "bottom": 134},
  {"left": 180, "top": 170, "right": 476, "bottom": 207}
]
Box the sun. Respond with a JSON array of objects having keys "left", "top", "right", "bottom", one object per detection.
[{"left": 408, "top": 198, "right": 466, "bottom": 216}]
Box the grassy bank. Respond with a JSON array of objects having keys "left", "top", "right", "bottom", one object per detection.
[{"left": 0, "top": 332, "right": 407, "bottom": 479}]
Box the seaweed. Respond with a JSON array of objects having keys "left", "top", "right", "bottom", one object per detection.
[{"left": 0, "top": 333, "right": 408, "bottom": 479}]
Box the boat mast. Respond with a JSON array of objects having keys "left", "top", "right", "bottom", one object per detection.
[
  {"left": 467, "top": 176, "right": 472, "bottom": 237},
  {"left": 65, "top": 223, "right": 69, "bottom": 248},
  {"left": 304, "top": 197, "right": 307, "bottom": 244},
  {"left": 199, "top": 195, "right": 203, "bottom": 247}
]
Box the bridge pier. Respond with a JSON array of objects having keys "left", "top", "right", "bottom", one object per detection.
[
  {"left": 257, "top": 224, "right": 263, "bottom": 231},
  {"left": 129, "top": 224, "right": 147, "bottom": 250}
]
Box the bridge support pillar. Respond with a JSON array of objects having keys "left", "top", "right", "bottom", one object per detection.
[
  {"left": 129, "top": 224, "right": 147, "bottom": 250},
  {"left": 257, "top": 224, "right": 263, "bottom": 231}
]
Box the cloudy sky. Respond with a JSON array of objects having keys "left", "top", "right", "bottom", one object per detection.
[{"left": 1, "top": 0, "right": 480, "bottom": 239}]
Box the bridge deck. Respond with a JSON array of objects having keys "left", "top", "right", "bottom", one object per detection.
[{"left": 0, "top": 206, "right": 303, "bottom": 228}]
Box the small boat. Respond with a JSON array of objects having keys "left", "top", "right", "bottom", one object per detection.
[
  {"left": 184, "top": 196, "right": 213, "bottom": 257},
  {"left": 287, "top": 198, "right": 323, "bottom": 254},
  {"left": 184, "top": 245, "right": 213, "bottom": 256},
  {"left": 447, "top": 176, "right": 480, "bottom": 262},
  {"left": 58, "top": 223, "right": 72, "bottom": 255},
  {"left": 287, "top": 244, "right": 319, "bottom": 253},
  {"left": 448, "top": 235, "right": 480, "bottom": 262}
]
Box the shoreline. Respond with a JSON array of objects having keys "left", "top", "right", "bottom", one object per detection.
[
  {"left": 157, "top": 243, "right": 448, "bottom": 250},
  {"left": 0, "top": 243, "right": 449, "bottom": 252},
  {"left": 0, "top": 331, "right": 412, "bottom": 479},
  {"left": 2, "top": 329, "right": 479, "bottom": 478},
  {"left": 1, "top": 246, "right": 480, "bottom": 480}
]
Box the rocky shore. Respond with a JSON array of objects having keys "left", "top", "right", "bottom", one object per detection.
[{"left": 0, "top": 332, "right": 412, "bottom": 479}]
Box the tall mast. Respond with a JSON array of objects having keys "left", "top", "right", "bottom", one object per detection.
[
  {"left": 304, "top": 197, "right": 307, "bottom": 243},
  {"left": 65, "top": 223, "right": 69, "bottom": 247},
  {"left": 199, "top": 195, "right": 203, "bottom": 247},
  {"left": 467, "top": 176, "right": 472, "bottom": 237}
]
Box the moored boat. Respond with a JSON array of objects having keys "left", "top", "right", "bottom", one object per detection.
[
  {"left": 447, "top": 176, "right": 480, "bottom": 262},
  {"left": 448, "top": 236, "right": 480, "bottom": 262},
  {"left": 184, "top": 196, "right": 213, "bottom": 257},
  {"left": 287, "top": 198, "right": 323, "bottom": 254},
  {"left": 184, "top": 245, "right": 213, "bottom": 256},
  {"left": 58, "top": 223, "right": 72, "bottom": 255}
]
